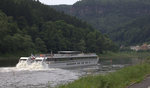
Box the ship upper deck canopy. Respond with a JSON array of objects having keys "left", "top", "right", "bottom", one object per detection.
[
  {"left": 58, "top": 51, "right": 81, "bottom": 54},
  {"left": 20, "top": 57, "right": 28, "bottom": 60}
]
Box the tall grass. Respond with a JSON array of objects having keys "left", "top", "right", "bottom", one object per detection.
[{"left": 58, "top": 63, "right": 150, "bottom": 88}]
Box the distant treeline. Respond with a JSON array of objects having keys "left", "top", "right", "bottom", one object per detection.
[
  {"left": 0, "top": 0, "right": 118, "bottom": 54},
  {"left": 52, "top": 0, "right": 150, "bottom": 46}
]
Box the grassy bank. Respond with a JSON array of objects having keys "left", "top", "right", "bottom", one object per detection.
[
  {"left": 58, "top": 62, "right": 150, "bottom": 88},
  {"left": 99, "top": 51, "right": 150, "bottom": 59}
]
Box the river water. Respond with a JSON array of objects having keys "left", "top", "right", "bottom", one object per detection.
[{"left": 0, "top": 58, "right": 138, "bottom": 88}]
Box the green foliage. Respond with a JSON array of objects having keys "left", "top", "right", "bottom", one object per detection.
[
  {"left": 77, "top": 39, "right": 86, "bottom": 52},
  {"left": 52, "top": 0, "right": 150, "bottom": 46},
  {"left": 112, "top": 16, "right": 150, "bottom": 45},
  {"left": 40, "top": 21, "right": 116, "bottom": 53},
  {"left": 0, "top": 0, "right": 118, "bottom": 54},
  {"left": 99, "top": 51, "right": 150, "bottom": 60},
  {"left": 58, "top": 63, "right": 150, "bottom": 88},
  {"left": 35, "top": 38, "right": 47, "bottom": 53}
]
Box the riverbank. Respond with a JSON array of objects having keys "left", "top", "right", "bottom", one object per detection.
[
  {"left": 99, "top": 51, "right": 150, "bottom": 59},
  {"left": 0, "top": 57, "right": 19, "bottom": 67},
  {"left": 58, "top": 60, "right": 150, "bottom": 88},
  {"left": 0, "top": 52, "right": 36, "bottom": 67},
  {"left": 0, "top": 53, "right": 28, "bottom": 67}
]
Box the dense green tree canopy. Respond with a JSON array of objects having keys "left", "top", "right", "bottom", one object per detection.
[
  {"left": 0, "top": 0, "right": 118, "bottom": 54},
  {"left": 52, "top": 0, "right": 150, "bottom": 46}
]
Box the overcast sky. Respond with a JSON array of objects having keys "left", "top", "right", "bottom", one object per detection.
[{"left": 39, "top": 0, "right": 80, "bottom": 5}]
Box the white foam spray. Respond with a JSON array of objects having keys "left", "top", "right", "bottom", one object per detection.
[
  {"left": 16, "top": 61, "right": 44, "bottom": 70},
  {"left": 0, "top": 60, "right": 81, "bottom": 88}
]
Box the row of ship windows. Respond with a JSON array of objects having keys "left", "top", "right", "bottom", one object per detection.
[
  {"left": 66, "top": 61, "right": 91, "bottom": 65},
  {"left": 46, "top": 57, "right": 97, "bottom": 61}
]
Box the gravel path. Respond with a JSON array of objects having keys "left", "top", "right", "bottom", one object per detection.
[{"left": 128, "top": 76, "right": 150, "bottom": 88}]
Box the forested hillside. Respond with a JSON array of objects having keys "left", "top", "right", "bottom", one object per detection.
[
  {"left": 0, "top": 0, "right": 117, "bottom": 54},
  {"left": 52, "top": 0, "right": 150, "bottom": 45},
  {"left": 112, "top": 16, "right": 150, "bottom": 45}
]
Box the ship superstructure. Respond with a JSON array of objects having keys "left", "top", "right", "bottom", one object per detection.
[{"left": 18, "top": 51, "right": 99, "bottom": 68}]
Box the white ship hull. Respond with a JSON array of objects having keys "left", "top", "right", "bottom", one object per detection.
[{"left": 46, "top": 58, "right": 99, "bottom": 68}]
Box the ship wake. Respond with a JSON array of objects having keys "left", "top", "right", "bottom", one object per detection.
[
  {"left": 16, "top": 61, "right": 45, "bottom": 70},
  {"left": 0, "top": 61, "right": 80, "bottom": 88}
]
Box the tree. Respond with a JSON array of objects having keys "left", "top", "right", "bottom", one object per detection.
[
  {"left": 35, "top": 38, "right": 47, "bottom": 53},
  {"left": 77, "top": 39, "right": 86, "bottom": 52}
]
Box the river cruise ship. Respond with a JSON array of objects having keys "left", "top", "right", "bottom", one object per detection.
[{"left": 19, "top": 51, "right": 99, "bottom": 68}]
